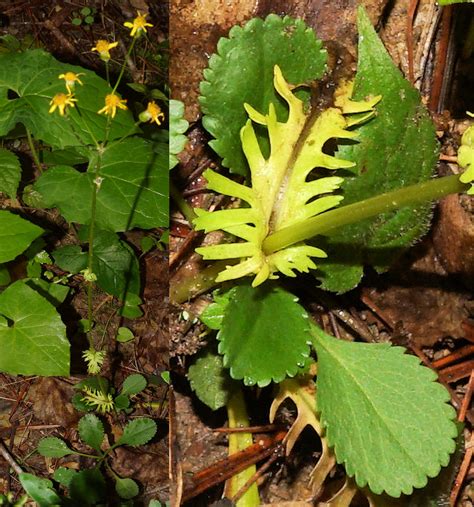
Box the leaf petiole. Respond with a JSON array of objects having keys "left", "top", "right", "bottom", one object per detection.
[{"left": 263, "top": 174, "right": 468, "bottom": 254}]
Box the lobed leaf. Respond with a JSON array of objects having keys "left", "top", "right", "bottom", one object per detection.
[
  {"left": 117, "top": 418, "right": 157, "bottom": 447},
  {"left": 218, "top": 283, "right": 312, "bottom": 386},
  {"left": 0, "top": 211, "right": 43, "bottom": 263},
  {"left": 200, "top": 14, "right": 327, "bottom": 176},
  {"left": 312, "top": 326, "right": 457, "bottom": 497},
  {"left": 0, "top": 280, "right": 69, "bottom": 376},
  {"left": 195, "top": 66, "right": 378, "bottom": 286},
  {"left": 316, "top": 6, "right": 438, "bottom": 293}
]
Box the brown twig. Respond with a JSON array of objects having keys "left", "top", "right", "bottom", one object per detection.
[
  {"left": 406, "top": 0, "right": 420, "bottom": 84},
  {"left": 432, "top": 345, "right": 474, "bottom": 370},
  {"left": 0, "top": 439, "right": 23, "bottom": 476},
  {"left": 181, "top": 431, "right": 286, "bottom": 503},
  {"left": 429, "top": 6, "right": 453, "bottom": 112},
  {"left": 450, "top": 432, "right": 474, "bottom": 506},
  {"left": 458, "top": 369, "right": 474, "bottom": 423}
]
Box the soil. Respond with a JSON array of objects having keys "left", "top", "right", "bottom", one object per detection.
[{"left": 170, "top": 1, "right": 474, "bottom": 506}]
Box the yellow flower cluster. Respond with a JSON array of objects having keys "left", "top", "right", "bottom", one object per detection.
[
  {"left": 124, "top": 11, "right": 153, "bottom": 37},
  {"left": 139, "top": 101, "right": 165, "bottom": 125},
  {"left": 92, "top": 39, "right": 118, "bottom": 62},
  {"left": 49, "top": 71, "right": 84, "bottom": 116}
]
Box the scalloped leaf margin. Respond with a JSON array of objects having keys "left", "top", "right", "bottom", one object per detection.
[
  {"left": 312, "top": 325, "right": 457, "bottom": 497},
  {"left": 200, "top": 14, "right": 327, "bottom": 176}
]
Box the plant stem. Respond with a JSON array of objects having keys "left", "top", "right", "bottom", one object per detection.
[
  {"left": 86, "top": 154, "right": 103, "bottom": 348},
  {"left": 170, "top": 180, "right": 197, "bottom": 223},
  {"left": 170, "top": 260, "right": 236, "bottom": 304},
  {"left": 225, "top": 390, "right": 260, "bottom": 507},
  {"left": 263, "top": 174, "right": 469, "bottom": 254},
  {"left": 112, "top": 38, "right": 136, "bottom": 95},
  {"left": 25, "top": 128, "right": 42, "bottom": 172}
]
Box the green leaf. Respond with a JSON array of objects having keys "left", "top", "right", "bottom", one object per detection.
[
  {"left": 200, "top": 14, "right": 327, "bottom": 175},
  {"left": 53, "top": 245, "right": 87, "bottom": 274},
  {"left": 37, "top": 437, "right": 73, "bottom": 458},
  {"left": 169, "top": 99, "right": 188, "bottom": 170},
  {"left": 116, "top": 326, "right": 135, "bottom": 343},
  {"left": 115, "top": 477, "right": 139, "bottom": 500},
  {"left": 88, "top": 230, "right": 140, "bottom": 300},
  {"left": 117, "top": 418, "right": 157, "bottom": 447},
  {"left": 0, "top": 280, "right": 69, "bottom": 376},
  {"left": 19, "top": 473, "right": 62, "bottom": 507},
  {"left": 121, "top": 374, "right": 147, "bottom": 396},
  {"left": 312, "top": 326, "right": 457, "bottom": 497},
  {"left": 0, "top": 148, "right": 21, "bottom": 198},
  {"left": 34, "top": 137, "right": 168, "bottom": 231},
  {"left": 218, "top": 284, "right": 311, "bottom": 386},
  {"left": 316, "top": 6, "right": 438, "bottom": 293},
  {"left": 0, "top": 265, "right": 10, "bottom": 286},
  {"left": 199, "top": 290, "right": 233, "bottom": 330},
  {"left": 0, "top": 49, "right": 137, "bottom": 149},
  {"left": 118, "top": 292, "right": 143, "bottom": 319},
  {"left": 438, "top": 0, "right": 473, "bottom": 3},
  {"left": 78, "top": 414, "right": 104, "bottom": 452},
  {"left": 69, "top": 468, "right": 106, "bottom": 505},
  {"left": 188, "top": 350, "right": 237, "bottom": 410},
  {"left": 0, "top": 211, "right": 43, "bottom": 263},
  {"left": 53, "top": 467, "right": 77, "bottom": 488},
  {"left": 25, "top": 278, "right": 70, "bottom": 306},
  {"left": 114, "top": 394, "right": 130, "bottom": 410}
]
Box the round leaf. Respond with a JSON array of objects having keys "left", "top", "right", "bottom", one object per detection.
[
  {"left": 188, "top": 351, "right": 237, "bottom": 410},
  {"left": 69, "top": 468, "right": 106, "bottom": 505},
  {"left": 218, "top": 284, "right": 312, "bottom": 387},
  {"left": 37, "top": 437, "right": 73, "bottom": 458},
  {"left": 200, "top": 14, "right": 327, "bottom": 175},
  {"left": 115, "top": 477, "right": 139, "bottom": 499},
  {"left": 117, "top": 418, "right": 157, "bottom": 447},
  {"left": 78, "top": 414, "right": 104, "bottom": 452},
  {"left": 313, "top": 327, "right": 458, "bottom": 497},
  {"left": 121, "top": 374, "right": 147, "bottom": 396},
  {"left": 117, "top": 326, "right": 135, "bottom": 343}
]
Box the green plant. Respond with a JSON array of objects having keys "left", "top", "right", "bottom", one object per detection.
[
  {"left": 19, "top": 414, "right": 157, "bottom": 505},
  {"left": 181, "top": 8, "right": 471, "bottom": 503},
  {"left": 71, "top": 7, "right": 96, "bottom": 27},
  {"left": 0, "top": 14, "right": 168, "bottom": 377}
]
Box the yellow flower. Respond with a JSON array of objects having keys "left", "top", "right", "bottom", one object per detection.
[
  {"left": 58, "top": 71, "right": 84, "bottom": 93},
  {"left": 139, "top": 101, "right": 165, "bottom": 125},
  {"left": 97, "top": 93, "right": 128, "bottom": 118},
  {"left": 82, "top": 348, "right": 106, "bottom": 375},
  {"left": 91, "top": 39, "right": 119, "bottom": 61},
  {"left": 48, "top": 93, "right": 77, "bottom": 116},
  {"left": 123, "top": 11, "right": 153, "bottom": 37}
]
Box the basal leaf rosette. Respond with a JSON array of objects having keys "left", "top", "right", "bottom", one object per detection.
[
  {"left": 312, "top": 327, "right": 457, "bottom": 497},
  {"left": 194, "top": 66, "right": 380, "bottom": 287}
]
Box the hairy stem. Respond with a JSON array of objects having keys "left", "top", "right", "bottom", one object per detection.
[
  {"left": 263, "top": 174, "right": 468, "bottom": 254},
  {"left": 25, "top": 128, "right": 42, "bottom": 172}
]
